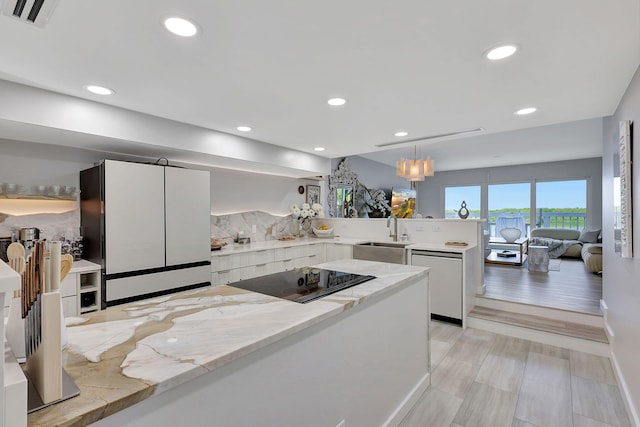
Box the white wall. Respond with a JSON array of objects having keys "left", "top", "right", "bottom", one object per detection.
[
  {"left": 0, "top": 80, "right": 330, "bottom": 178},
  {"left": 344, "top": 156, "right": 407, "bottom": 192},
  {"left": 0, "top": 139, "right": 314, "bottom": 220},
  {"left": 602, "top": 65, "right": 640, "bottom": 426}
]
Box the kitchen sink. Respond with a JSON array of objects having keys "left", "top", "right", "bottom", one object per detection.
[{"left": 352, "top": 241, "right": 410, "bottom": 264}]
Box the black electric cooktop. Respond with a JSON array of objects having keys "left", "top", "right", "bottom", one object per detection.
[{"left": 229, "top": 268, "right": 376, "bottom": 304}]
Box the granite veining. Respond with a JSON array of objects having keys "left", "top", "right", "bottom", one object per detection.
[{"left": 27, "top": 259, "right": 427, "bottom": 427}]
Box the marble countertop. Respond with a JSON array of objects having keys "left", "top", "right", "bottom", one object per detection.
[
  {"left": 27, "top": 259, "right": 428, "bottom": 427},
  {"left": 69, "top": 259, "right": 101, "bottom": 274},
  {"left": 0, "top": 259, "right": 20, "bottom": 294},
  {"left": 212, "top": 237, "right": 475, "bottom": 256}
]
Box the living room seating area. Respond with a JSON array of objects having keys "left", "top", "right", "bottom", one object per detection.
[{"left": 530, "top": 227, "right": 602, "bottom": 274}]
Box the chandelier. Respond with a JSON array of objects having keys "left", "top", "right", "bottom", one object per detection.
[{"left": 396, "top": 146, "right": 435, "bottom": 182}]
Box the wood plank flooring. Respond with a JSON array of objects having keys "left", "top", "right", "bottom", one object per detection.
[
  {"left": 483, "top": 258, "right": 602, "bottom": 314},
  {"left": 400, "top": 322, "right": 630, "bottom": 427}
]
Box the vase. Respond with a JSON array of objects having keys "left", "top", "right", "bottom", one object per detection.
[{"left": 298, "top": 218, "right": 312, "bottom": 238}]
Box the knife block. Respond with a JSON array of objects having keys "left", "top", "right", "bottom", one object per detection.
[
  {"left": 24, "top": 291, "right": 62, "bottom": 405},
  {"left": 5, "top": 296, "right": 26, "bottom": 362}
]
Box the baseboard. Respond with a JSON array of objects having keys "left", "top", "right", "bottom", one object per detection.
[
  {"left": 383, "top": 372, "right": 430, "bottom": 427},
  {"left": 610, "top": 350, "right": 640, "bottom": 427},
  {"left": 474, "top": 296, "right": 604, "bottom": 328},
  {"left": 467, "top": 316, "right": 609, "bottom": 357}
]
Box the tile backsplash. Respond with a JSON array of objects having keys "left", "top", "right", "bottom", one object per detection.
[
  {"left": 0, "top": 209, "right": 300, "bottom": 245},
  {"left": 0, "top": 210, "right": 80, "bottom": 241},
  {"left": 211, "top": 210, "right": 300, "bottom": 243}
]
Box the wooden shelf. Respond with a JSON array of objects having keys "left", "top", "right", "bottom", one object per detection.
[{"left": 0, "top": 193, "right": 76, "bottom": 201}]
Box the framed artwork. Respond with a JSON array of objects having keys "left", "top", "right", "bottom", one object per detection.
[
  {"left": 306, "top": 185, "right": 320, "bottom": 205},
  {"left": 390, "top": 187, "right": 416, "bottom": 218},
  {"left": 618, "top": 120, "right": 633, "bottom": 258}
]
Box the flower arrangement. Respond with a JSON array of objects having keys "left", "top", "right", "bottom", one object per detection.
[
  {"left": 368, "top": 189, "right": 391, "bottom": 214},
  {"left": 291, "top": 203, "right": 324, "bottom": 219}
]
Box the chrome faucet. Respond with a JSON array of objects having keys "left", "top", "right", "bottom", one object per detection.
[{"left": 387, "top": 215, "right": 398, "bottom": 242}]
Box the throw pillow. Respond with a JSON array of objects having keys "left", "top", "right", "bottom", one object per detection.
[{"left": 579, "top": 229, "right": 601, "bottom": 243}]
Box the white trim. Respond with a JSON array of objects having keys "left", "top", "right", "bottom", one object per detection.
[
  {"left": 610, "top": 350, "right": 640, "bottom": 427},
  {"left": 382, "top": 372, "right": 431, "bottom": 427},
  {"left": 467, "top": 317, "right": 609, "bottom": 357}
]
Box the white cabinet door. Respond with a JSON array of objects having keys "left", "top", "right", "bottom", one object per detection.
[
  {"left": 165, "top": 167, "right": 211, "bottom": 266},
  {"left": 324, "top": 244, "right": 353, "bottom": 262},
  {"left": 104, "top": 160, "right": 166, "bottom": 274},
  {"left": 164, "top": 167, "right": 211, "bottom": 266},
  {"left": 62, "top": 296, "right": 78, "bottom": 317}
]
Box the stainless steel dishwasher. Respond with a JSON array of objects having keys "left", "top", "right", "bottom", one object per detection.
[{"left": 411, "top": 250, "right": 463, "bottom": 325}]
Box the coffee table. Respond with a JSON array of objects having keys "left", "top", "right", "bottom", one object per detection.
[{"left": 486, "top": 237, "right": 529, "bottom": 266}]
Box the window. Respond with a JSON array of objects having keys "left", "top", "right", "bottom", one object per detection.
[
  {"left": 488, "top": 183, "right": 530, "bottom": 237},
  {"left": 444, "top": 186, "right": 481, "bottom": 219},
  {"left": 535, "top": 180, "right": 586, "bottom": 229}
]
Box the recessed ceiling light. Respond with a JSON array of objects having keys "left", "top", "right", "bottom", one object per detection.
[
  {"left": 486, "top": 44, "right": 518, "bottom": 60},
  {"left": 394, "top": 131, "right": 409, "bottom": 137},
  {"left": 314, "top": 147, "right": 325, "bottom": 152},
  {"left": 515, "top": 107, "right": 537, "bottom": 115},
  {"left": 236, "top": 126, "right": 252, "bottom": 132},
  {"left": 85, "top": 85, "right": 114, "bottom": 95},
  {"left": 327, "top": 97, "right": 346, "bottom": 106},
  {"left": 164, "top": 16, "right": 198, "bottom": 37}
]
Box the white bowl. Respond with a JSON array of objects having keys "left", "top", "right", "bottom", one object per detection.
[
  {"left": 313, "top": 227, "right": 334, "bottom": 236},
  {"left": 500, "top": 227, "right": 522, "bottom": 243}
]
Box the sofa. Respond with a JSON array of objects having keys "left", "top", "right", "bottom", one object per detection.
[{"left": 530, "top": 228, "right": 602, "bottom": 274}]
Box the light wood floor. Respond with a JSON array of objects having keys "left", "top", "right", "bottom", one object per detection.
[
  {"left": 482, "top": 258, "right": 602, "bottom": 314},
  {"left": 400, "top": 322, "right": 630, "bottom": 427}
]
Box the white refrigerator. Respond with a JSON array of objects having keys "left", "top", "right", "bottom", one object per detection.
[{"left": 80, "top": 160, "right": 211, "bottom": 308}]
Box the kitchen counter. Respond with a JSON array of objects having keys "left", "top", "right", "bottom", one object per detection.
[
  {"left": 211, "top": 236, "right": 475, "bottom": 255},
  {"left": 211, "top": 236, "right": 359, "bottom": 255},
  {"left": 27, "top": 259, "right": 429, "bottom": 427},
  {"left": 68, "top": 259, "right": 101, "bottom": 273}
]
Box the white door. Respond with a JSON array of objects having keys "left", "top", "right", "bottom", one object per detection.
[
  {"left": 164, "top": 167, "right": 211, "bottom": 266},
  {"left": 104, "top": 160, "right": 166, "bottom": 274}
]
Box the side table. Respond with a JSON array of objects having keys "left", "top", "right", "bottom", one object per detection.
[{"left": 486, "top": 237, "right": 529, "bottom": 266}]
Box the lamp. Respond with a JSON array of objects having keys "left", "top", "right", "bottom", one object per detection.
[{"left": 396, "top": 147, "right": 434, "bottom": 181}]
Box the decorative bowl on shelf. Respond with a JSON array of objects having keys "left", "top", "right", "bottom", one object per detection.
[
  {"left": 313, "top": 227, "right": 334, "bottom": 237},
  {"left": 499, "top": 227, "right": 522, "bottom": 243}
]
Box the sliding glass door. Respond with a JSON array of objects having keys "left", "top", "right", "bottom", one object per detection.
[
  {"left": 488, "top": 183, "right": 530, "bottom": 237},
  {"left": 535, "top": 180, "right": 587, "bottom": 229}
]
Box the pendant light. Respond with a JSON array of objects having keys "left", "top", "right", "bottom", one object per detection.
[{"left": 396, "top": 146, "right": 435, "bottom": 181}]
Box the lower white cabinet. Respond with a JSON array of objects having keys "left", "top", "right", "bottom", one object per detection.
[
  {"left": 60, "top": 265, "right": 101, "bottom": 317},
  {"left": 211, "top": 242, "right": 329, "bottom": 286},
  {"left": 324, "top": 243, "right": 352, "bottom": 262},
  {"left": 212, "top": 249, "right": 277, "bottom": 285}
]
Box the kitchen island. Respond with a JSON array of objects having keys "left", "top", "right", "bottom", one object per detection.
[{"left": 27, "top": 259, "right": 430, "bottom": 427}]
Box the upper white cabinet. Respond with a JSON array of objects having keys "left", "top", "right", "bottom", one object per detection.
[
  {"left": 104, "top": 161, "right": 166, "bottom": 274},
  {"left": 165, "top": 167, "right": 211, "bottom": 266}
]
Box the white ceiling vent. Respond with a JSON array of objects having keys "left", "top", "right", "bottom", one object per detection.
[{"left": 2, "top": 0, "right": 60, "bottom": 28}]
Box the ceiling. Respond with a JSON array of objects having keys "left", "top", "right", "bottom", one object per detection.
[{"left": 0, "top": 0, "right": 638, "bottom": 172}]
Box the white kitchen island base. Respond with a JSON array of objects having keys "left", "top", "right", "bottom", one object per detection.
[{"left": 91, "top": 268, "right": 430, "bottom": 427}]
